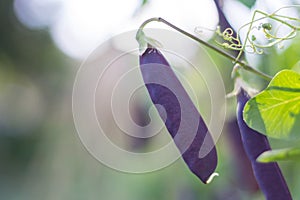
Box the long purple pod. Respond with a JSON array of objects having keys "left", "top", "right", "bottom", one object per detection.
[
  {"left": 236, "top": 88, "right": 292, "bottom": 199},
  {"left": 139, "top": 47, "right": 217, "bottom": 183}
]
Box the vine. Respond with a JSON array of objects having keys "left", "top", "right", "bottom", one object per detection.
[
  {"left": 211, "top": 5, "right": 300, "bottom": 62},
  {"left": 136, "top": 17, "right": 272, "bottom": 80}
]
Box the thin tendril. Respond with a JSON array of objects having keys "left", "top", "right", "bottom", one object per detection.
[{"left": 214, "top": 5, "right": 300, "bottom": 63}]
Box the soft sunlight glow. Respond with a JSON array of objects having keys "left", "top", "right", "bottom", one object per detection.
[
  {"left": 14, "top": 0, "right": 61, "bottom": 28},
  {"left": 14, "top": 0, "right": 218, "bottom": 60},
  {"left": 112, "top": 0, "right": 218, "bottom": 59},
  {"left": 50, "top": 0, "right": 138, "bottom": 59}
]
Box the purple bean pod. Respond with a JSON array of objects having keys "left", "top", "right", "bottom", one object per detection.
[
  {"left": 236, "top": 88, "right": 292, "bottom": 200},
  {"left": 139, "top": 47, "right": 217, "bottom": 183}
]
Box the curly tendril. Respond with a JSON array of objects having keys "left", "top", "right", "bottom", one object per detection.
[
  {"left": 214, "top": 5, "right": 300, "bottom": 62},
  {"left": 215, "top": 26, "right": 242, "bottom": 51}
]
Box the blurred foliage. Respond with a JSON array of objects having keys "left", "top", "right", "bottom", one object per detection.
[
  {"left": 0, "top": 0, "right": 72, "bottom": 199},
  {"left": 142, "top": 0, "right": 149, "bottom": 6}
]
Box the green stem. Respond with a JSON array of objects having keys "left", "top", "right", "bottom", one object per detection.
[{"left": 136, "top": 17, "right": 272, "bottom": 81}]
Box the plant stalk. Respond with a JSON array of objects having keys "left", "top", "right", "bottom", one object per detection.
[{"left": 137, "top": 17, "right": 272, "bottom": 81}]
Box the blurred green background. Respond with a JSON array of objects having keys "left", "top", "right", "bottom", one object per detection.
[{"left": 1, "top": 0, "right": 300, "bottom": 199}]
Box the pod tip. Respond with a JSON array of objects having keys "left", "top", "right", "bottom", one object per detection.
[{"left": 205, "top": 172, "right": 219, "bottom": 184}]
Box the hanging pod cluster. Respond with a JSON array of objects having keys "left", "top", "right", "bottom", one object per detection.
[{"left": 138, "top": 45, "right": 292, "bottom": 199}]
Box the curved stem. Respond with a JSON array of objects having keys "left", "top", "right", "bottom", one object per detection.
[{"left": 137, "top": 17, "right": 272, "bottom": 81}]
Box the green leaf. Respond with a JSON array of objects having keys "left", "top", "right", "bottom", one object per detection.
[
  {"left": 243, "top": 70, "right": 300, "bottom": 140},
  {"left": 257, "top": 147, "right": 300, "bottom": 163},
  {"left": 142, "top": 0, "right": 148, "bottom": 6},
  {"left": 238, "top": 0, "right": 256, "bottom": 8}
]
